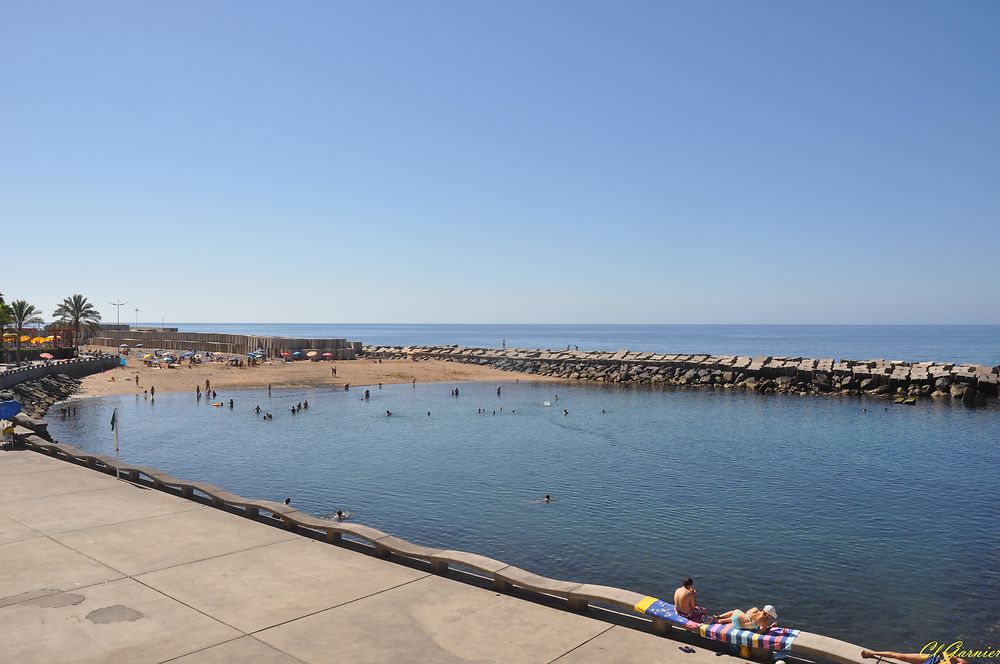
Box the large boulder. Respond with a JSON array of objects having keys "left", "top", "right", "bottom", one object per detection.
[{"left": 860, "top": 378, "right": 879, "bottom": 391}]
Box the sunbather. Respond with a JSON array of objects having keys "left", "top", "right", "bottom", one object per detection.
[
  {"left": 862, "top": 650, "right": 967, "bottom": 664},
  {"left": 673, "top": 578, "right": 708, "bottom": 622},
  {"left": 710, "top": 605, "right": 777, "bottom": 630}
]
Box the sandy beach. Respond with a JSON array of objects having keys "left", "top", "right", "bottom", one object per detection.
[{"left": 78, "top": 346, "right": 553, "bottom": 398}]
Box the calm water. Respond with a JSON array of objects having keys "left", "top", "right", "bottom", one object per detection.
[
  {"left": 50, "top": 381, "right": 999, "bottom": 646},
  {"left": 160, "top": 323, "right": 1000, "bottom": 366}
]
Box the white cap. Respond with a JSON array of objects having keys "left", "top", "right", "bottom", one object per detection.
[{"left": 763, "top": 605, "right": 778, "bottom": 619}]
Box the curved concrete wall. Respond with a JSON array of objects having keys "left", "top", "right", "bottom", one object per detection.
[{"left": 0, "top": 357, "right": 118, "bottom": 390}]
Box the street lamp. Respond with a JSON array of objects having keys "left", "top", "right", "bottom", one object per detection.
[{"left": 109, "top": 299, "right": 127, "bottom": 327}]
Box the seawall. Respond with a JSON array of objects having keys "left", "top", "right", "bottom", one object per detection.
[
  {"left": 0, "top": 356, "right": 119, "bottom": 390},
  {"left": 0, "top": 357, "right": 118, "bottom": 419},
  {"left": 363, "top": 345, "right": 1000, "bottom": 403}
]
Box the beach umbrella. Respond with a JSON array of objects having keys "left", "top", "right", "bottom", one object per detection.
[
  {"left": 119, "top": 343, "right": 128, "bottom": 348},
  {"left": 143, "top": 354, "right": 153, "bottom": 360},
  {"left": 280, "top": 352, "right": 290, "bottom": 357},
  {"left": 44, "top": 335, "right": 55, "bottom": 342},
  {"left": 135, "top": 343, "right": 144, "bottom": 348},
  {"left": 322, "top": 352, "right": 333, "bottom": 358},
  {"left": 31, "top": 337, "right": 46, "bottom": 344},
  {"left": 306, "top": 351, "right": 318, "bottom": 358},
  {"left": 39, "top": 352, "right": 54, "bottom": 359},
  {"left": 292, "top": 351, "right": 303, "bottom": 357},
  {"left": 21, "top": 335, "right": 32, "bottom": 343}
]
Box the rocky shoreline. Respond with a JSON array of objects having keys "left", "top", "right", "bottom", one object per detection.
[
  {"left": 364, "top": 346, "right": 1000, "bottom": 406},
  {"left": 0, "top": 374, "right": 82, "bottom": 419}
]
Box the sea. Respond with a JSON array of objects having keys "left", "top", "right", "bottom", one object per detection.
[
  {"left": 52, "top": 324, "right": 999, "bottom": 646},
  {"left": 166, "top": 323, "right": 1000, "bottom": 366}
]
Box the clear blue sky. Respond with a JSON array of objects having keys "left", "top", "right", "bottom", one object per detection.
[{"left": 2, "top": 1, "right": 998, "bottom": 324}]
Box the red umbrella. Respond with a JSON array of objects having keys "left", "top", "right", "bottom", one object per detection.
[
  {"left": 39, "top": 352, "right": 54, "bottom": 359},
  {"left": 280, "top": 352, "right": 290, "bottom": 357},
  {"left": 322, "top": 352, "right": 333, "bottom": 358}
]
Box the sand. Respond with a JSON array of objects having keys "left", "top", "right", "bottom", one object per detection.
[{"left": 78, "top": 346, "right": 554, "bottom": 398}]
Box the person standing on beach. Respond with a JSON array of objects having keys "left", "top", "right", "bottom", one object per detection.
[
  {"left": 268, "top": 384, "right": 272, "bottom": 396},
  {"left": 205, "top": 379, "right": 211, "bottom": 392},
  {"left": 150, "top": 386, "right": 155, "bottom": 398},
  {"left": 497, "top": 385, "right": 502, "bottom": 396}
]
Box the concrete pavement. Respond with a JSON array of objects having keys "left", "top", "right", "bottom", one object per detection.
[{"left": 0, "top": 450, "right": 734, "bottom": 664}]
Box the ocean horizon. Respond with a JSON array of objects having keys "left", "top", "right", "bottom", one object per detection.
[{"left": 139, "top": 323, "right": 1000, "bottom": 367}]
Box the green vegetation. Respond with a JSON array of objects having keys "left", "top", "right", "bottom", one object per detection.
[{"left": 52, "top": 294, "right": 102, "bottom": 351}]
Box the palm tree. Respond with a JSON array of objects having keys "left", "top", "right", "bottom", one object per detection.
[
  {"left": 0, "top": 291, "right": 11, "bottom": 339},
  {"left": 53, "top": 294, "right": 102, "bottom": 350},
  {"left": 10, "top": 300, "right": 44, "bottom": 365}
]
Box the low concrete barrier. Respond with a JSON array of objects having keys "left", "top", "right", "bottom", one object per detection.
[
  {"left": 17, "top": 414, "right": 872, "bottom": 664},
  {"left": 0, "top": 356, "right": 118, "bottom": 390}
]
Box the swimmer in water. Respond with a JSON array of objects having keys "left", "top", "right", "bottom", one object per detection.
[
  {"left": 386, "top": 410, "right": 392, "bottom": 417},
  {"left": 564, "top": 409, "right": 568, "bottom": 416},
  {"left": 542, "top": 494, "right": 552, "bottom": 503},
  {"left": 335, "top": 510, "right": 350, "bottom": 520}
]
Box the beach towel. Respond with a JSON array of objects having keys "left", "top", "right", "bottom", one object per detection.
[{"left": 634, "top": 597, "right": 799, "bottom": 651}]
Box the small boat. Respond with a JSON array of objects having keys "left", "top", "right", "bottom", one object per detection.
[{"left": 211, "top": 402, "right": 223, "bottom": 407}]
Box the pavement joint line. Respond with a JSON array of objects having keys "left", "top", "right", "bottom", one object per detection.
[
  {"left": 0, "top": 497, "right": 205, "bottom": 537},
  {"left": 0, "top": 510, "right": 47, "bottom": 538},
  {"left": 545, "top": 623, "right": 616, "bottom": 663},
  {"left": 40, "top": 533, "right": 131, "bottom": 578},
  {"left": 99, "top": 533, "right": 300, "bottom": 578},
  {"left": 154, "top": 634, "right": 312, "bottom": 664},
  {"left": 0, "top": 478, "right": 183, "bottom": 507},
  {"left": 130, "top": 575, "right": 249, "bottom": 635},
  {"left": 248, "top": 572, "right": 433, "bottom": 635},
  {"left": 0, "top": 464, "right": 100, "bottom": 480}
]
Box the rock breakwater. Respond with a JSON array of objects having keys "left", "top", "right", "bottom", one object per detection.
[
  {"left": 0, "top": 374, "right": 82, "bottom": 419},
  {"left": 363, "top": 346, "right": 1000, "bottom": 405}
]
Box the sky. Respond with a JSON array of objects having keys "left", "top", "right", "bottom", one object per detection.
[{"left": 2, "top": 1, "right": 998, "bottom": 325}]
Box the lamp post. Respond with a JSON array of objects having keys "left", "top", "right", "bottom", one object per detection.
[
  {"left": 134, "top": 308, "right": 140, "bottom": 327},
  {"left": 109, "top": 299, "right": 127, "bottom": 327}
]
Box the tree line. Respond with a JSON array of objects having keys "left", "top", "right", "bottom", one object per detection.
[{"left": 0, "top": 293, "right": 102, "bottom": 365}]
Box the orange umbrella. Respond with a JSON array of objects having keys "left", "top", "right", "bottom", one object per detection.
[{"left": 20, "top": 335, "right": 30, "bottom": 342}]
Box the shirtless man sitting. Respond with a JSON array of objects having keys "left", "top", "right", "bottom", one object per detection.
[{"left": 674, "top": 577, "right": 708, "bottom": 622}]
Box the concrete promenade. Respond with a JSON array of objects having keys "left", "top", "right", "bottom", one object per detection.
[{"left": 0, "top": 450, "right": 733, "bottom": 664}]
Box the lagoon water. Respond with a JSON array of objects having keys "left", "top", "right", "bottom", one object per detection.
[{"left": 50, "top": 380, "right": 998, "bottom": 646}]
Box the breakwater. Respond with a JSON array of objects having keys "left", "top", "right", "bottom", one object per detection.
[
  {"left": 83, "top": 327, "right": 363, "bottom": 358},
  {"left": 364, "top": 345, "right": 1000, "bottom": 403},
  {"left": 0, "top": 357, "right": 118, "bottom": 418}
]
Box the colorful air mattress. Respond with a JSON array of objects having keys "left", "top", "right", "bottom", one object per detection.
[{"left": 634, "top": 597, "right": 800, "bottom": 651}]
